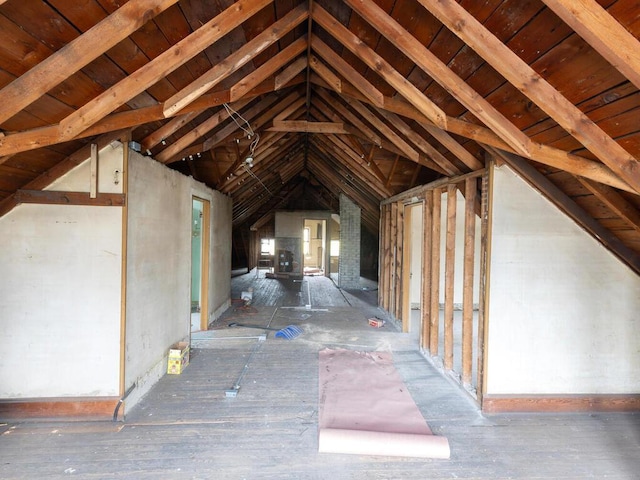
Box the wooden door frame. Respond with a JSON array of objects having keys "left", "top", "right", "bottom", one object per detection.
[
  {"left": 401, "top": 202, "right": 423, "bottom": 334},
  {"left": 193, "top": 196, "right": 210, "bottom": 331}
]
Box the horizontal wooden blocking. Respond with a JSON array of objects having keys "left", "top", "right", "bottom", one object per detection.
[
  {"left": 482, "top": 394, "right": 640, "bottom": 413},
  {"left": 0, "top": 397, "right": 120, "bottom": 421}
]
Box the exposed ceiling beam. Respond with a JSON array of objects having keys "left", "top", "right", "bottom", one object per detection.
[
  {"left": 540, "top": 0, "right": 640, "bottom": 91},
  {"left": 273, "top": 97, "right": 307, "bottom": 122},
  {"left": 312, "top": 134, "right": 392, "bottom": 198},
  {"left": 267, "top": 120, "right": 348, "bottom": 134},
  {"left": 163, "top": 3, "right": 309, "bottom": 117},
  {"left": 386, "top": 154, "right": 400, "bottom": 188},
  {"left": 276, "top": 57, "right": 308, "bottom": 90},
  {"left": 309, "top": 54, "right": 343, "bottom": 95},
  {"left": 310, "top": 35, "right": 384, "bottom": 107},
  {"left": 313, "top": 84, "right": 381, "bottom": 146},
  {"left": 375, "top": 108, "right": 463, "bottom": 176},
  {"left": 230, "top": 36, "right": 308, "bottom": 102},
  {"left": 57, "top": 0, "right": 273, "bottom": 141},
  {"left": 312, "top": 3, "right": 447, "bottom": 130},
  {"left": 344, "top": 0, "right": 533, "bottom": 158},
  {"left": 344, "top": 97, "right": 447, "bottom": 174},
  {"left": 420, "top": 123, "right": 484, "bottom": 173},
  {"left": 140, "top": 111, "right": 199, "bottom": 152},
  {"left": 0, "top": 0, "right": 180, "bottom": 125},
  {"left": 417, "top": 0, "right": 640, "bottom": 194},
  {"left": 577, "top": 178, "right": 640, "bottom": 234},
  {"left": 307, "top": 152, "right": 380, "bottom": 229},
  {"left": 331, "top": 83, "right": 635, "bottom": 193},
  {"left": 0, "top": 77, "right": 305, "bottom": 158},
  {"left": 155, "top": 99, "right": 251, "bottom": 164},
  {"left": 204, "top": 93, "right": 288, "bottom": 153}
]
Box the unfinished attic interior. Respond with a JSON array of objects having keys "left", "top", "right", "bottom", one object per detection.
[{"left": 1, "top": 0, "right": 640, "bottom": 476}]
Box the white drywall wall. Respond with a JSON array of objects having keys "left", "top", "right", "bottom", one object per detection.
[
  {"left": 125, "top": 153, "right": 193, "bottom": 392},
  {"left": 124, "top": 151, "right": 232, "bottom": 406},
  {"left": 207, "top": 187, "right": 232, "bottom": 320},
  {"left": 486, "top": 165, "right": 640, "bottom": 395},
  {"left": 50, "top": 142, "right": 124, "bottom": 194},
  {"left": 275, "top": 211, "right": 304, "bottom": 238},
  {"left": 0, "top": 144, "right": 123, "bottom": 398}
]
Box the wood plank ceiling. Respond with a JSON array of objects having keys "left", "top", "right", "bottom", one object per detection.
[{"left": 0, "top": 0, "right": 639, "bottom": 269}]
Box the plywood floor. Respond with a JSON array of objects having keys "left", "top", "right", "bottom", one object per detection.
[{"left": 1, "top": 272, "right": 639, "bottom": 479}]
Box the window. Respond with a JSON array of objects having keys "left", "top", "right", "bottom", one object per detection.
[
  {"left": 330, "top": 240, "right": 340, "bottom": 256},
  {"left": 303, "top": 227, "right": 310, "bottom": 256},
  {"left": 260, "top": 238, "right": 275, "bottom": 256}
]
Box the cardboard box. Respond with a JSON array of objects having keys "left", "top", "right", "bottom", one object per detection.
[
  {"left": 167, "top": 341, "right": 190, "bottom": 374},
  {"left": 368, "top": 318, "right": 385, "bottom": 328}
]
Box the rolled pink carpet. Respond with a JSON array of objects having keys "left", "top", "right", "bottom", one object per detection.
[{"left": 318, "top": 348, "right": 450, "bottom": 459}]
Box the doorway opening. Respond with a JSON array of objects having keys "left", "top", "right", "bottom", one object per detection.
[
  {"left": 191, "top": 197, "right": 210, "bottom": 332},
  {"left": 303, "top": 218, "right": 326, "bottom": 276},
  {"left": 402, "top": 203, "right": 423, "bottom": 335}
]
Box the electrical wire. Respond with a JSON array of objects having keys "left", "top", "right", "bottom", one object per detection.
[
  {"left": 243, "top": 163, "right": 274, "bottom": 197},
  {"left": 224, "top": 103, "right": 282, "bottom": 200},
  {"left": 223, "top": 103, "right": 260, "bottom": 158}
]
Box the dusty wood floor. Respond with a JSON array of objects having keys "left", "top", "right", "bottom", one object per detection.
[{"left": 1, "top": 272, "right": 639, "bottom": 479}]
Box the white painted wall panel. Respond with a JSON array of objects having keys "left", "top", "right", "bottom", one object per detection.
[
  {"left": 125, "top": 153, "right": 192, "bottom": 392},
  {"left": 50, "top": 142, "right": 124, "bottom": 194},
  {"left": 0, "top": 145, "right": 123, "bottom": 398},
  {"left": 124, "top": 152, "right": 232, "bottom": 407},
  {"left": 210, "top": 188, "right": 232, "bottom": 319},
  {"left": 486, "top": 165, "right": 640, "bottom": 394},
  {"left": 275, "top": 211, "right": 304, "bottom": 238}
]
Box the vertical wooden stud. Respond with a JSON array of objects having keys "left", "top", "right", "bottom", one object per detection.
[
  {"left": 421, "top": 193, "right": 433, "bottom": 351},
  {"left": 389, "top": 202, "right": 398, "bottom": 316},
  {"left": 462, "top": 177, "right": 477, "bottom": 386},
  {"left": 381, "top": 204, "right": 392, "bottom": 311},
  {"left": 90, "top": 143, "right": 98, "bottom": 199},
  {"left": 394, "top": 202, "right": 404, "bottom": 322},
  {"left": 401, "top": 205, "right": 413, "bottom": 333},
  {"left": 379, "top": 206, "right": 384, "bottom": 310},
  {"left": 378, "top": 206, "right": 385, "bottom": 308},
  {"left": 200, "top": 199, "right": 210, "bottom": 331},
  {"left": 444, "top": 184, "right": 457, "bottom": 370},
  {"left": 429, "top": 188, "right": 442, "bottom": 354},
  {"left": 477, "top": 168, "right": 490, "bottom": 403},
  {"left": 119, "top": 135, "right": 130, "bottom": 404}
]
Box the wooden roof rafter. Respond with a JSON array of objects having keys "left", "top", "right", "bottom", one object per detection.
[
  {"left": 334, "top": 83, "right": 635, "bottom": 193},
  {"left": 344, "top": 0, "right": 534, "bottom": 159},
  {"left": 312, "top": 3, "right": 447, "bottom": 130},
  {"left": 163, "top": 3, "right": 309, "bottom": 117},
  {"left": 57, "top": 0, "right": 275, "bottom": 142},
  {"left": 0, "top": 77, "right": 306, "bottom": 159},
  {"left": 540, "top": 0, "right": 640, "bottom": 91},
  {"left": 417, "top": 0, "right": 640, "bottom": 193},
  {"left": 305, "top": 159, "right": 379, "bottom": 232},
  {"left": 0, "top": 0, "right": 181, "bottom": 126},
  {"left": 311, "top": 133, "right": 392, "bottom": 198}
]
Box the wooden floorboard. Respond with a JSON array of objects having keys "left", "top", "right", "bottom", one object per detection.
[{"left": 1, "top": 271, "right": 638, "bottom": 479}]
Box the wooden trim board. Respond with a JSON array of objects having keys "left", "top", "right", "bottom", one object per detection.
[
  {"left": 0, "top": 397, "right": 120, "bottom": 421},
  {"left": 482, "top": 394, "right": 640, "bottom": 413},
  {"left": 15, "top": 190, "right": 125, "bottom": 207}
]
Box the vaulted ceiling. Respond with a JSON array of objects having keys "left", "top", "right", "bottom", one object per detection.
[{"left": 1, "top": 0, "right": 639, "bottom": 269}]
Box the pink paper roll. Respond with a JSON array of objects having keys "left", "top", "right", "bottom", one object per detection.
[{"left": 318, "top": 428, "right": 451, "bottom": 459}]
